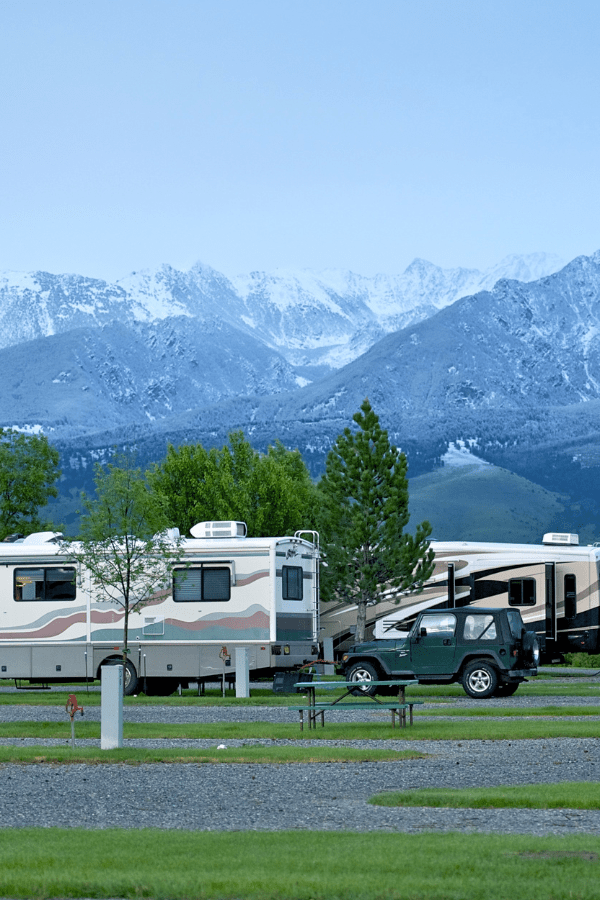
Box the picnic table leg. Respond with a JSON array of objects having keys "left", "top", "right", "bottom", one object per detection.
[{"left": 409, "top": 703, "right": 414, "bottom": 726}]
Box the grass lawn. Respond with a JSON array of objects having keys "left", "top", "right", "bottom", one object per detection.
[
  {"left": 1, "top": 829, "right": 600, "bottom": 900},
  {"left": 2, "top": 715, "right": 600, "bottom": 744},
  {"left": 2, "top": 678, "right": 600, "bottom": 705},
  {"left": 0, "top": 744, "right": 425, "bottom": 765},
  {"left": 371, "top": 782, "right": 600, "bottom": 810},
  {"left": 415, "top": 703, "right": 600, "bottom": 717}
]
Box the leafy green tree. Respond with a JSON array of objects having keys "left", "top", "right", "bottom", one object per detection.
[
  {"left": 151, "top": 431, "right": 319, "bottom": 537},
  {"left": 69, "top": 455, "right": 183, "bottom": 684},
  {"left": 319, "top": 399, "right": 434, "bottom": 644},
  {"left": 0, "top": 429, "right": 61, "bottom": 540}
]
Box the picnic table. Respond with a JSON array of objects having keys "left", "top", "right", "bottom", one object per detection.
[{"left": 288, "top": 679, "right": 421, "bottom": 731}]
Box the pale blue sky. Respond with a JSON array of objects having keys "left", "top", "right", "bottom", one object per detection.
[{"left": 1, "top": 0, "right": 599, "bottom": 281}]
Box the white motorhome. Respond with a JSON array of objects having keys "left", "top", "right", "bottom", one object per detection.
[
  {"left": 321, "top": 532, "right": 600, "bottom": 660},
  {"left": 0, "top": 522, "right": 320, "bottom": 694}
]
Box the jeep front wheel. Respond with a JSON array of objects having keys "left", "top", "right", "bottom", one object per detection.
[
  {"left": 462, "top": 661, "right": 498, "bottom": 699},
  {"left": 346, "top": 661, "right": 379, "bottom": 696}
]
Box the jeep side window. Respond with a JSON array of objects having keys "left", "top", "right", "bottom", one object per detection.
[
  {"left": 418, "top": 613, "right": 456, "bottom": 636},
  {"left": 506, "top": 609, "right": 524, "bottom": 640},
  {"left": 464, "top": 614, "right": 497, "bottom": 640}
]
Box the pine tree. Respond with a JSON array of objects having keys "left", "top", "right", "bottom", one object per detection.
[{"left": 319, "top": 399, "right": 434, "bottom": 643}]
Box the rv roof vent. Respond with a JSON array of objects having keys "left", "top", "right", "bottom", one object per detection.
[
  {"left": 21, "top": 532, "right": 64, "bottom": 545},
  {"left": 542, "top": 532, "right": 579, "bottom": 546},
  {"left": 190, "top": 521, "right": 247, "bottom": 539}
]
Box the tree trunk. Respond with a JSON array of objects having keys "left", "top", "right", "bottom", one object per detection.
[
  {"left": 356, "top": 599, "right": 367, "bottom": 644},
  {"left": 122, "top": 603, "right": 129, "bottom": 670}
]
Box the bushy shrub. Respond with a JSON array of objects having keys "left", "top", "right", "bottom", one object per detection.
[{"left": 563, "top": 652, "right": 600, "bottom": 668}]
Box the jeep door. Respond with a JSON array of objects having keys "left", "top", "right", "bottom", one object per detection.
[{"left": 409, "top": 612, "right": 458, "bottom": 675}]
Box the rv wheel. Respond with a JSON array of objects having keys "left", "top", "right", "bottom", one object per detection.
[
  {"left": 142, "top": 678, "right": 178, "bottom": 697},
  {"left": 462, "top": 661, "right": 498, "bottom": 699},
  {"left": 102, "top": 659, "right": 140, "bottom": 696},
  {"left": 346, "top": 661, "right": 379, "bottom": 696}
]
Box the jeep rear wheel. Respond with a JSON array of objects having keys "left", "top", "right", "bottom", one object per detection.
[
  {"left": 462, "top": 661, "right": 498, "bottom": 699},
  {"left": 346, "top": 661, "right": 379, "bottom": 696}
]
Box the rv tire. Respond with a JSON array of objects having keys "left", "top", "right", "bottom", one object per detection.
[
  {"left": 142, "top": 678, "right": 178, "bottom": 697},
  {"left": 101, "top": 659, "right": 140, "bottom": 696},
  {"left": 462, "top": 660, "right": 498, "bottom": 699}
]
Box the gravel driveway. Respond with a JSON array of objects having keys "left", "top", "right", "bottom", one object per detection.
[{"left": 1, "top": 692, "right": 600, "bottom": 835}]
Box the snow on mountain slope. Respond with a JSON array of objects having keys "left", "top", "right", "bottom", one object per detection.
[
  {"left": 0, "top": 316, "right": 299, "bottom": 438},
  {"left": 0, "top": 253, "right": 566, "bottom": 375}
]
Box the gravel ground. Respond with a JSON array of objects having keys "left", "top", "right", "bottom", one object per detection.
[
  {"left": 1, "top": 739, "right": 600, "bottom": 835},
  {"left": 1, "top": 693, "right": 600, "bottom": 835}
]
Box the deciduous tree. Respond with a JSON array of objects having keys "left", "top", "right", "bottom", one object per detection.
[
  {"left": 151, "top": 431, "right": 319, "bottom": 537},
  {"left": 319, "top": 399, "right": 434, "bottom": 643},
  {"left": 0, "top": 429, "right": 60, "bottom": 540},
  {"left": 69, "top": 455, "right": 182, "bottom": 689}
]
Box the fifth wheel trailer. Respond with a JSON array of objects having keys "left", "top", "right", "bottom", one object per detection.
[
  {"left": 320, "top": 532, "right": 600, "bottom": 661},
  {"left": 0, "top": 521, "right": 320, "bottom": 694}
]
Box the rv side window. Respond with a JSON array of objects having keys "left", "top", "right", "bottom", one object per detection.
[
  {"left": 14, "top": 567, "right": 76, "bottom": 602},
  {"left": 508, "top": 578, "right": 536, "bottom": 606},
  {"left": 173, "top": 566, "right": 231, "bottom": 602},
  {"left": 203, "top": 568, "right": 231, "bottom": 601},
  {"left": 564, "top": 574, "right": 577, "bottom": 619},
  {"left": 282, "top": 565, "right": 303, "bottom": 601}
]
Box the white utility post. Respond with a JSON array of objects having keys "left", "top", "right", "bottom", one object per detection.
[
  {"left": 323, "top": 637, "right": 335, "bottom": 675},
  {"left": 235, "top": 647, "right": 250, "bottom": 698},
  {"left": 101, "top": 664, "right": 123, "bottom": 749}
]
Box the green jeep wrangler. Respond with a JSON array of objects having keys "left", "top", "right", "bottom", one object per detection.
[{"left": 341, "top": 607, "right": 539, "bottom": 698}]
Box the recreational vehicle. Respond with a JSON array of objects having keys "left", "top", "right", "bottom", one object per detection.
[
  {"left": 0, "top": 522, "right": 320, "bottom": 694},
  {"left": 321, "top": 532, "right": 600, "bottom": 661}
]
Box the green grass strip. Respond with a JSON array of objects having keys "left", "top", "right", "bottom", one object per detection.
[
  {"left": 0, "top": 745, "right": 424, "bottom": 765},
  {"left": 1, "top": 829, "right": 600, "bottom": 899},
  {"left": 371, "top": 781, "right": 600, "bottom": 810},
  {"left": 415, "top": 704, "right": 600, "bottom": 717},
  {"left": 3, "top": 717, "right": 600, "bottom": 741},
  {"left": 2, "top": 679, "right": 600, "bottom": 705}
]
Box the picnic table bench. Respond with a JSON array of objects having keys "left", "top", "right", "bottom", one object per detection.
[{"left": 288, "top": 679, "right": 421, "bottom": 731}]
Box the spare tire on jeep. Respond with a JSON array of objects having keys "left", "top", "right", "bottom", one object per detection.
[{"left": 522, "top": 631, "right": 540, "bottom": 667}]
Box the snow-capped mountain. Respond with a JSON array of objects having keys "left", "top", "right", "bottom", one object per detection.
[
  {"left": 0, "top": 248, "right": 581, "bottom": 458},
  {"left": 0, "top": 316, "right": 300, "bottom": 438},
  {"left": 0, "top": 253, "right": 565, "bottom": 376},
  {"left": 229, "top": 253, "right": 565, "bottom": 368}
]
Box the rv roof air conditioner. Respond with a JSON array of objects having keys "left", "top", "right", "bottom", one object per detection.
[
  {"left": 20, "top": 531, "right": 64, "bottom": 545},
  {"left": 542, "top": 532, "right": 579, "bottom": 546},
  {"left": 190, "top": 521, "right": 247, "bottom": 539}
]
